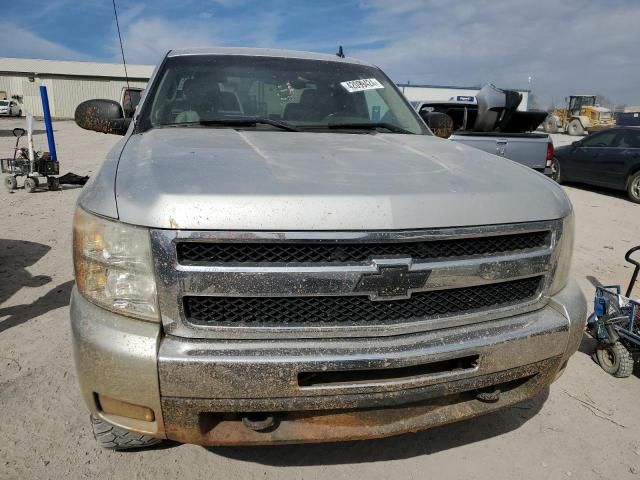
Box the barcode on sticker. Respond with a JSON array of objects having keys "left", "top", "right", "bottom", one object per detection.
[{"left": 340, "top": 78, "right": 384, "bottom": 93}]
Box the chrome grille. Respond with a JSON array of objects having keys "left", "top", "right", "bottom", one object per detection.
[
  {"left": 177, "top": 231, "right": 550, "bottom": 264},
  {"left": 184, "top": 277, "right": 543, "bottom": 326},
  {"left": 150, "top": 220, "right": 562, "bottom": 339}
]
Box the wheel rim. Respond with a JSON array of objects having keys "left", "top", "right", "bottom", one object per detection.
[
  {"left": 601, "top": 347, "right": 616, "bottom": 368},
  {"left": 632, "top": 177, "right": 640, "bottom": 199}
]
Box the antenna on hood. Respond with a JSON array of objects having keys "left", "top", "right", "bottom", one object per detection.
[{"left": 336, "top": 45, "right": 345, "bottom": 58}]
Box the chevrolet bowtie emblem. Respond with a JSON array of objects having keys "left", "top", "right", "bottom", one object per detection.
[{"left": 355, "top": 265, "right": 431, "bottom": 300}]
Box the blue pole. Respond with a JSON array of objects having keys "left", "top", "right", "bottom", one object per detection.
[{"left": 39, "top": 85, "right": 57, "bottom": 162}]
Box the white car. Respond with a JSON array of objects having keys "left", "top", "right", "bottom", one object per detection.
[{"left": 0, "top": 100, "right": 21, "bottom": 116}]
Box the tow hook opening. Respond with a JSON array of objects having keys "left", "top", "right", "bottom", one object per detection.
[
  {"left": 475, "top": 374, "right": 538, "bottom": 403},
  {"left": 476, "top": 387, "right": 501, "bottom": 403},
  {"left": 241, "top": 413, "right": 280, "bottom": 432}
]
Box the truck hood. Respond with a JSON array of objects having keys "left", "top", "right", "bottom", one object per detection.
[{"left": 109, "top": 128, "right": 571, "bottom": 230}]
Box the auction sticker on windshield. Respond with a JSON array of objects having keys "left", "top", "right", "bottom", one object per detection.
[{"left": 340, "top": 78, "right": 384, "bottom": 93}]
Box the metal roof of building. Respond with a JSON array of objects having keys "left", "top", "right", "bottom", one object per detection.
[
  {"left": 0, "top": 57, "right": 154, "bottom": 79},
  {"left": 397, "top": 83, "right": 530, "bottom": 93}
]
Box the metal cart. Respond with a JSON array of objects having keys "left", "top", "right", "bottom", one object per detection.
[
  {"left": 2, "top": 127, "right": 59, "bottom": 192},
  {"left": 587, "top": 246, "right": 640, "bottom": 377}
]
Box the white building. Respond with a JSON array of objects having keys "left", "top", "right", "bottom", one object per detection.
[
  {"left": 0, "top": 58, "right": 153, "bottom": 118},
  {"left": 398, "top": 83, "right": 530, "bottom": 111}
]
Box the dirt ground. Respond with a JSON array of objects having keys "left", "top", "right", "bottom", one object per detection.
[{"left": 1, "top": 118, "right": 639, "bottom": 480}]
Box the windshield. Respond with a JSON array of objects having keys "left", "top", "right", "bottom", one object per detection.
[
  {"left": 138, "top": 55, "right": 428, "bottom": 135},
  {"left": 0, "top": 101, "right": 8, "bottom": 107},
  {"left": 570, "top": 96, "right": 595, "bottom": 110}
]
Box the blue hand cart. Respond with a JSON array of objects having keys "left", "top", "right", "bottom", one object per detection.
[{"left": 587, "top": 246, "right": 640, "bottom": 377}]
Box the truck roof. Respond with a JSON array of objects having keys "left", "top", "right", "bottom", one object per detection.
[{"left": 167, "top": 47, "right": 373, "bottom": 66}]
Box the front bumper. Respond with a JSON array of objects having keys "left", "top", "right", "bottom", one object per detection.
[{"left": 70, "top": 279, "right": 586, "bottom": 445}]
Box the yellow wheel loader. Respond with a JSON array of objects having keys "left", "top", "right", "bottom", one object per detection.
[{"left": 543, "top": 95, "right": 615, "bottom": 136}]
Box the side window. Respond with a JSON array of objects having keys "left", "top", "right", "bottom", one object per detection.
[
  {"left": 618, "top": 131, "right": 640, "bottom": 149},
  {"left": 363, "top": 89, "right": 389, "bottom": 121},
  {"left": 581, "top": 130, "right": 619, "bottom": 148}
]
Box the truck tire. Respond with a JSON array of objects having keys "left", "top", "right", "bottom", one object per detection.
[
  {"left": 91, "top": 415, "right": 162, "bottom": 450},
  {"left": 595, "top": 342, "right": 634, "bottom": 378},
  {"left": 567, "top": 119, "right": 584, "bottom": 136},
  {"left": 543, "top": 116, "right": 558, "bottom": 134},
  {"left": 627, "top": 171, "right": 640, "bottom": 204}
]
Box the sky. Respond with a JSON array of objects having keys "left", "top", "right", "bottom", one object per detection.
[{"left": 5, "top": 0, "right": 640, "bottom": 108}]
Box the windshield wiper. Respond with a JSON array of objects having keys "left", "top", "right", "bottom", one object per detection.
[
  {"left": 326, "top": 122, "right": 413, "bottom": 134},
  {"left": 199, "top": 117, "right": 300, "bottom": 132},
  {"left": 157, "top": 117, "right": 300, "bottom": 132}
]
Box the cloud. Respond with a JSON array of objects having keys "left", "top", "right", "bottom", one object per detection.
[
  {"left": 116, "top": 3, "right": 147, "bottom": 26},
  {"left": 208, "top": 0, "right": 253, "bottom": 7},
  {"left": 108, "top": 0, "right": 640, "bottom": 106},
  {"left": 353, "top": 0, "right": 640, "bottom": 106},
  {"left": 113, "top": 9, "right": 285, "bottom": 64},
  {"left": 113, "top": 17, "right": 220, "bottom": 64},
  {"left": 2, "top": 25, "right": 89, "bottom": 61},
  {"left": 7, "top": 0, "right": 639, "bottom": 106}
]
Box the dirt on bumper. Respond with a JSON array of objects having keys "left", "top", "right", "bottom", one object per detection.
[
  {"left": 157, "top": 281, "right": 585, "bottom": 445},
  {"left": 161, "top": 357, "right": 560, "bottom": 445},
  {"left": 71, "top": 279, "right": 585, "bottom": 445}
]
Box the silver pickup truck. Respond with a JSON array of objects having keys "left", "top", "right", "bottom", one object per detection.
[
  {"left": 71, "top": 47, "right": 586, "bottom": 449},
  {"left": 448, "top": 132, "right": 553, "bottom": 173},
  {"left": 413, "top": 87, "right": 554, "bottom": 174}
]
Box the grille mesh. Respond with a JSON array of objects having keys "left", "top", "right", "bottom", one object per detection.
[
  {"left": 177, "top": 231, "right": 550, "bottom": 264},
  {"left": 184, "top": 276, "right": 543, "bottom": 326}
]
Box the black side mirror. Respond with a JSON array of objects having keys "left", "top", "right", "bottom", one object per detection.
[
  {"left": 74, "top": 99, "right": 130, "bottom": 135},
  {"left": 571, "top": 140, "right": 581, "bottom": 147},
  {"left": 420, "top": 111, "right": 454, "bottom": 138}
]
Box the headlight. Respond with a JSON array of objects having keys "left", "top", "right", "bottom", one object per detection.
[
  {"left": 73, "top": 208, "right": 159, "bottom": 321},
  {"left": 549, "top": 211, "right": 574, "bottom": 295}
]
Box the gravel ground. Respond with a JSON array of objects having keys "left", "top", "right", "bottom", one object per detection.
[{"left": 1, "top": 118, "right": 639, "bottom": 480}]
